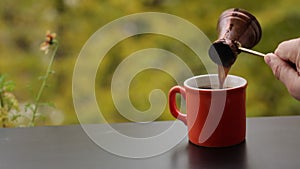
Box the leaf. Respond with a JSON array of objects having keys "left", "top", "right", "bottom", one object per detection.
[
  {"left": 36, "top": 102, "right": 56, "bottom": 108},
  {"left": 4, "top": 81, "right": 15, "bottom": 92},
  {"left": 0, "top": 75, "right": 5, "bottom": 85},
  {"left": 38, "top": 76, "right": 47, "bottom": 81},
  {"left": 49, "top": 70, "right": 55, "bottom": 74},
  {"left": 45, "top": 102, "right": 56, "bottom": 108},
  {"left": 11, "top": 114, "right": 21, "bottom": 121},
  {"left": 24, "top": 103, "right": 35, "bottom": 112}
]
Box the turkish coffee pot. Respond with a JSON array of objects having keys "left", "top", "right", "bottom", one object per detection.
[{"left": 209, "top": 8, "right": 265, "bottom": 67}]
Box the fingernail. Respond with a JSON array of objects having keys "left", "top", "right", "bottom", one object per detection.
[{"left": 264, "top": 54, "right": 271, "bottom": 64}]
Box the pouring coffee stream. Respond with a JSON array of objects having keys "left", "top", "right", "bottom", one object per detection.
[{"left": 208, "top": 8, "right": 263, "bottom": 88}]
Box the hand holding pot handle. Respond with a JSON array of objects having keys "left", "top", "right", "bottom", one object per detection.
[{"left": 264, "top": 38, "right": 300, "bottom": 100}]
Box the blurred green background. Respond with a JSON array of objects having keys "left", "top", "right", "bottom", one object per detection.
[{"left": 0, "top": 0, "right": 299, "bottom": 126}]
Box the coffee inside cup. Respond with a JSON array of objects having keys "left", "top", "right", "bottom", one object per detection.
[
  {"left": 198, "top": 86, "right": 213, "bottom": 89},
  {"left": 198, "top": 85, "right": 229, "bottom": 89}
]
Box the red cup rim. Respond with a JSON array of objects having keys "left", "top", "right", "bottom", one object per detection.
[{"left": 184, "top": 74, "right": 247, "bottom": 92}]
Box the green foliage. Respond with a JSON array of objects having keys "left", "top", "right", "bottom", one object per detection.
[
  {"left": 0, "top": 0, "right": 299, "bottom": 125},
  {"left": 0, "top": 75, "right": 20, "bottom": 127}
]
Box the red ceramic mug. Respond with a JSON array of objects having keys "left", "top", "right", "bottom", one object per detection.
[{"left": 168, "top": 74, "right": 247, "bottom": 147}]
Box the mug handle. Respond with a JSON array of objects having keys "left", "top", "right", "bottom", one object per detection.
[{"left": 168, "top": 86, "right": 187, "bottom": 125}]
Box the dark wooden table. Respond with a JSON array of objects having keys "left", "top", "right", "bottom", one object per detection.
[{"left": 0, "top": 116, "right": 300, "bottom": 169}]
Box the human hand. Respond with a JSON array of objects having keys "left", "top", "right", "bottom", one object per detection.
[{"left": 264, "top": 38, "right": 300, "bottom": 100}]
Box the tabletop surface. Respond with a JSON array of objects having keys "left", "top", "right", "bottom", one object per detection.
[{"left": 0, "top": 116, "right": 300, "bottom": 169}]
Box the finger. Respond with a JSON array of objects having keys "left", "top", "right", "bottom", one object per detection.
[
  {"left": 265, "top": 53, "right": 295, "bottom": 82},
  {"left": 275, "top": 38, "right": 300, "bottom": 64},
  {"left": 265, "top": 53, "right": 300, "bottom": 100}
]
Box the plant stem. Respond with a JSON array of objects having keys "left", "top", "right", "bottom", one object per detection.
[
  {"left": 0, "top": 77, "right": 3, "bottom": 108},
  {"left": 30, "top": 43, "right": 58, "bottom": 126},
  {"left": 0, "top": 92, "right": 3, "bottom": 108}
]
